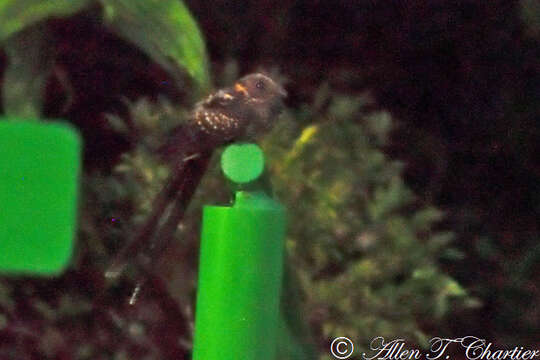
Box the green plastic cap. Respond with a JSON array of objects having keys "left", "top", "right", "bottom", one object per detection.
[{"left": 221, "top": 143, "right": 265, "bottom": 184}]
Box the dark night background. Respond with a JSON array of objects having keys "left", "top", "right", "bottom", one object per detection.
[
  {"left": 190, "top": 0, "right": 540, "bottom": 344},
  {"left": 0, "top": 0, "right": 539, "bottom": 358}
]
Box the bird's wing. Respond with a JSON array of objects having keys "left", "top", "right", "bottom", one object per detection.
[{"left": 198, "top": 89, "right": 237, "bottom": 109}]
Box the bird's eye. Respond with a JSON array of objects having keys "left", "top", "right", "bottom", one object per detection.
[{"left": 255, "top": 80, "right": 265, "bottom": 90}]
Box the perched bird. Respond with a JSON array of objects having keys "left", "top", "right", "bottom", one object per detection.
[
  {"left": 105, "top": 73, "right": 287, "bottom": 302},
  {"left": 162, "top": 72, "right": 287, "bottom": 157}
]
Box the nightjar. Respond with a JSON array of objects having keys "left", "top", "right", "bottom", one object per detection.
[{"left": 106, "top": 73, "right": 287, "bottom": 296}]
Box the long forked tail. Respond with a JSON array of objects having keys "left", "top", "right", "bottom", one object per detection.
[{"left": 105, "top": 149, "right": 212, "bottom": 281}]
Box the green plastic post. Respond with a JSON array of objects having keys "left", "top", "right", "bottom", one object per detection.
[
  {"left": 0, "top": 119, "right": 81, "bottom": 275},
  {"left": 192, "top": 143, "right": 286, "bottom": 360}
]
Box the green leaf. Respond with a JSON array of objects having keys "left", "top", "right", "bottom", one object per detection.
[
  {"left": 100, "top": 0, "right": 211, "bottom": 94},
  {"left": 368, "top": 177, "right": 413, "bottom": 221},
  {"left": 440, "top": 247, "right": 465, "bottom": 261},
  {"left": 0, "top": 0, "right": 90, "bottom": 43},
  {"left": 365, "top": 110, "right": 393, "bottom": 145},
  {"left": 411, "top": 207, "right": 444, "bottom": 230},
  {"left": 2, "top": 22, "right": 55, "bottom": 118},
  {"left": 443, "top": 278, "right": 467, "bottom": 297}
]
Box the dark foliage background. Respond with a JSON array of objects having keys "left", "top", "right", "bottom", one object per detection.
[
  {"left": 0, "top": 0, "right": 539, "bottom": 358},
  {"left": 188, "top": 0, "right": 540, "bottom": 345}
]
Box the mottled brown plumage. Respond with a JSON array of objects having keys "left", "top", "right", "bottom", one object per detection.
[
  {"left": 161, "top": 73, "right": 286, "bottom": 159},
  {"left": 192, "top": 73, "right": 285, "bottom": 141},
  {"left": 106, "top": 74, "right": 286, "bottom": 297}
]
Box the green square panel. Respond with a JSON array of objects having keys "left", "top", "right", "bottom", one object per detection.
[{"left": 0, "top": 120, "right": 81, "bottom": 275}]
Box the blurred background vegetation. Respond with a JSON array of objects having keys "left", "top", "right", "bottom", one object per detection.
[{"left": 0, "top": 0, "right": 538, "bottom": 358}]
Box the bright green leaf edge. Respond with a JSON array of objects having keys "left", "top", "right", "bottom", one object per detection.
[{"left": 99, "top": 0, "right": 211, "bottom": 93}]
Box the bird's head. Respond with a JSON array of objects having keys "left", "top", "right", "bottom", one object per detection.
[{"left": 234, "top": 73, "right": 287, "bottom": 102}]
